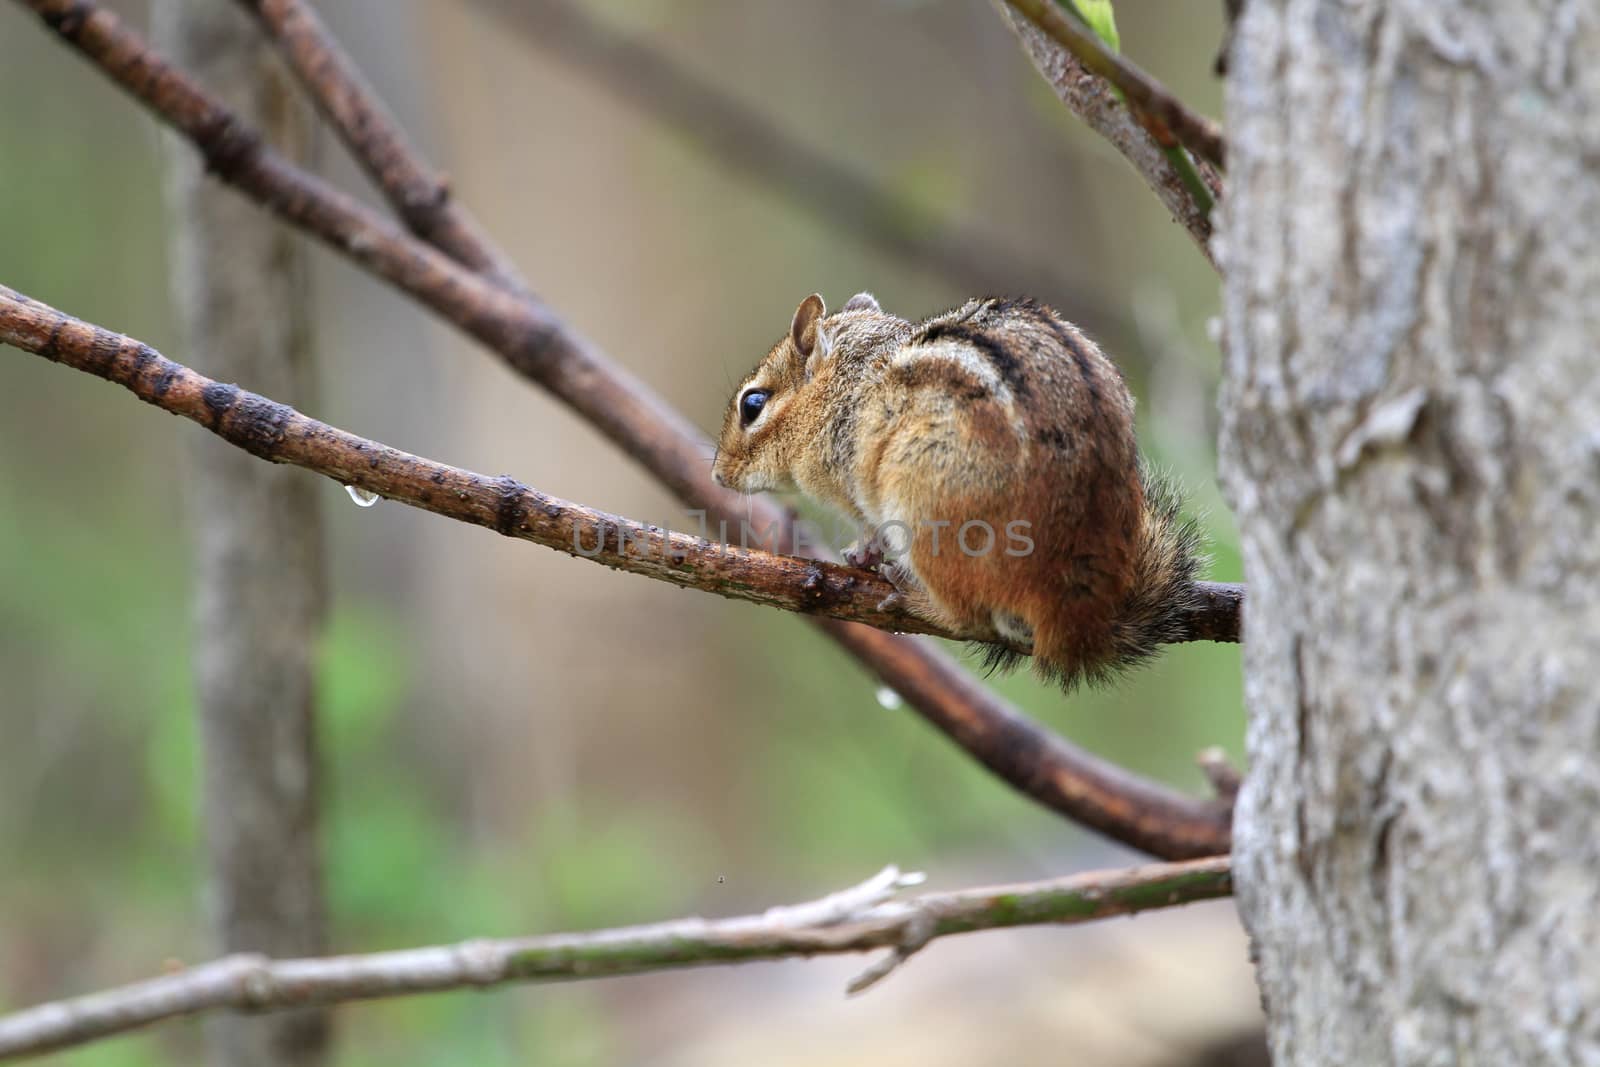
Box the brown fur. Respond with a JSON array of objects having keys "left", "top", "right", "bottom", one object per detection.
[{"left": 713, "top": 293, "right": 1202, "bottom": 690}]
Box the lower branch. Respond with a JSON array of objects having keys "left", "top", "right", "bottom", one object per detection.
[
  {"left": 0, "top": 857, "right": 1231, "bottom": 1061},
  {"left": 823, "top": 620, "right": 1235, "bottom": 855}
]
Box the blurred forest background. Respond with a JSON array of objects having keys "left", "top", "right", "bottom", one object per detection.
[{"left": 0, "top": 1, "right": 1254, "bottom": 1064}]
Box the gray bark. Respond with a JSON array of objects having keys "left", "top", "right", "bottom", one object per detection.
[
  {"left": 1220, "top": 2, "right": 1600, "bottom": 1064},
  {"left": 154, "top": 4, "right": 331, "bottom": 1065}
]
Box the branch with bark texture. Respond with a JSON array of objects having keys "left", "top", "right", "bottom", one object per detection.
[
  {"left": 13, "top": 0, "right": 1236, "bottom": 860},
  {"left": 1007, "top": 0, "right": 1226, "bottom": 169},
  {"left": 0, "top": 284, "right": 1239, "bottom": 650},
  {"left": 993, "top": 1, "right": 1221, "bottom": 265},
  {"left": 0, "top": 857, "right": 1232, "bottom": 1061},
  {"left": 234, "top": 0, "right": 529, "bottom": 298}
]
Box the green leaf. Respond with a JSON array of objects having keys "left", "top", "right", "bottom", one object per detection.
[{"left": 1062, "top": 0, "right": 1120, "bottom": 53}]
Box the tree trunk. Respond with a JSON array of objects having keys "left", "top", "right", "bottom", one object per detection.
[
  {"left": 1221, "top": 2, "right": 1600, "bottom": 1064},
  {"left": 153, "top": 4, "right": 331, "bottom": 1064}
]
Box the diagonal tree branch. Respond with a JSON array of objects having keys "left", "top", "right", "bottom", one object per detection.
[
  {"left": 12, "top": 0, "right": 1236, "bottom": 860},
  {"left": 816, "top": 620, "right": 1234, "bottom": 853},
  {"left": 0, "top": 857, "right": 1232, "bottom": 1062},
  {"left": 992, "top": 1, "right": 1220, "bottom": 264},
  {"left": 1007, "top": 0, "right": 1227, "bottom": 169},
  {"left": 234, "top": 0, "right": 529, "bottom": 297}
]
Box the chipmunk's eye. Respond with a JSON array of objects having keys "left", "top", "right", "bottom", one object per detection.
[{"left": 739, "top": 389, "right": 769, "bottom": 427}]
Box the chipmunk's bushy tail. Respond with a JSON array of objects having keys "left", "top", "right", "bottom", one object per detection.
[
  {"left": 976, "top": 462, "right": 1204, "bottom": 691},
  {"left": 1102, "top": 462, "right": 1206, "bottom": 675}
]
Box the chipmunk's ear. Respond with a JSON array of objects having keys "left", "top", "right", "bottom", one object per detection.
[
  {"left": 790, "top": 293, "right": 826, "bottom": 358},
  {"left": 842, "top": 291, "right": 880, "bottom": 313}
]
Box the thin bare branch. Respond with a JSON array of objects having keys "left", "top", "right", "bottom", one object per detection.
[
  {"left": 819, "top": 620, "right": 1233, "bottom": 855},
  {"left": 13, "top": 0, "right": 1236, "bottom": 860},
  {"left": 0, "top": 858, "right": 1232, "bottom": 1061},
  {"left": 992, "top": 2, "right": 1218, "bottom": 264},
  {"left": 233, "top": 0, "right": 528, "bottom": 296},
  {"left": 1006, "top": 0, "right": 1226, "bottom": 169}
]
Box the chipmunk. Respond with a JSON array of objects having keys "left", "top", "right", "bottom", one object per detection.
[{"left": 712, "top": 292, "right": 1202, "bottom": 690}]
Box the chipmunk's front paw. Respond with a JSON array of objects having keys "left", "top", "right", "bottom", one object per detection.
[{"left": 843, "top": 539, "right": 886, "bottom": 570}]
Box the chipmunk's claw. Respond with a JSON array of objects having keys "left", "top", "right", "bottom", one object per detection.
[
  {"left": 875, "top": 561, "right": 919, "bottom": 613},
  {"left": 843, "top": 539, "right": 886, "bottom": 570}
]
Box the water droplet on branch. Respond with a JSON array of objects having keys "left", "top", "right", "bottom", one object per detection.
[
  {"left": 345, "top": 485, "right": 381, "bottom": 508},
  {"left": 875, "top": 686, "right": 903, "bottom": 710}
]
